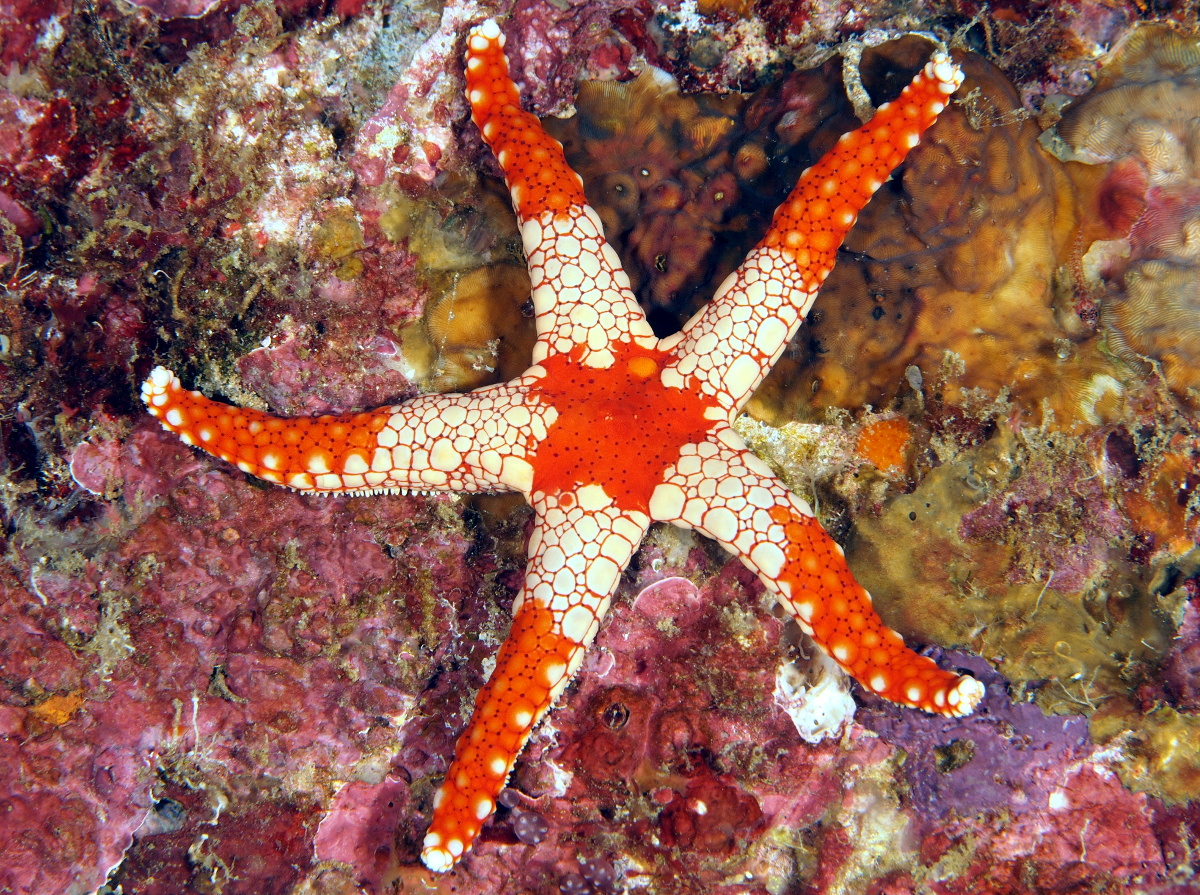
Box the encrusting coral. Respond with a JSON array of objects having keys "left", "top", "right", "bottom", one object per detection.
[
  {"left": 1054, "top": 23, "right": 1200, "bottom": 405},
  {"left": 848, "top": 418, "right": 1180, "bottom": 714},
  {"left": 756, "top": 39, "right": 1119, "bottom": 428}
]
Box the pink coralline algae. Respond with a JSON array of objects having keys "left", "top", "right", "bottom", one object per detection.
[
  {"left": 958, "top": 445, "right": 1127, "bottom": 593},
  {"left": 0, "top": 80, "right": 78, "bottom": 244},
  {"left": 4, "top": 424, "right": 479, "bottom": 893},
  {"left": 3, "top": 0, "right": 1200, "bottom": 894},
  {"left": 352, "top": 0, "right": 642, "bottom": 191},
  {"left": 1163, "top": 582, "right": 1200, "bottom": 712}
]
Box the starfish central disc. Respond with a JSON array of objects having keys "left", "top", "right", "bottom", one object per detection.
[{"left": 529, "top": 343, "right": 721, "bottom": 512}]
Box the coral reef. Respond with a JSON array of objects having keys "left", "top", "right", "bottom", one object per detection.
[
  {"left": 1054, "top": 24, "right": 1200, "bottom": 406},
  {"left": 4, "top": 425, "right": 479, "bottom": 894},
  {"left": 855, "top": 654, "right": 1175, "bottom": 893},
  {"left": 1162, "top": 577, "right": 1200, "bottom": 711},
  {"left": 848, "top": 419, "right": 1180, "bottom": 714},
  {"left": 2, "top": 0, "right": 1199, "bottom": 893},
  {"left": 543, "top": 56, "right": 856, "bottom": 330},
  {"left": 540, "top": 30, "right": 1124, "bottom": 430},
  {"left": 756, "top": 40, "right": 1118, "bottom": 427}
]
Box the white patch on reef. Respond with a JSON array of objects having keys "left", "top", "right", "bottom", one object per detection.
[
  {"left": 36, "top": 15, "right": 65, "bottom": 52},
  {"left": 774, "top": 651, "right": 856, "bottom": 744}
]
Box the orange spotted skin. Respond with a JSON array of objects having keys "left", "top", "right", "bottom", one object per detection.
[
  {"left": 464, "top": 26, "right": 587, "bottom": 220},
  {"left": 428, "top": 601, "right": 576, "bottom": 858},
  {"left": 142, "top": 18, "right": 981, "bottom": 874},
  {"left": 767, "top": 504, "right": 954, "bottom": 709},
  {"left": 144, "top": 381, "right": 390, "bottom": 488},
  {"left": 760, "top": 69, "right": 957, "bottom": 281}
]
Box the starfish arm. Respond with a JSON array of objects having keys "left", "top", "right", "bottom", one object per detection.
[
  {"left": 464, "top": 19, "right": 656, "bottom": 369},
  {"left": 140, "top": 366, "right": 547, "bottom": 495},
  {"left": 422, "top": 488, "right": 650, "bottom": 871},
  {"left": 647, "top": 427, "right": 984, "bottom": 717},
  {"left": 664, "top": 52, "right": 966, "bottom": 413}
]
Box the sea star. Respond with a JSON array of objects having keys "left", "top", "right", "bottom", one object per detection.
[{"left": 141, "top": 18, "right": 982, "bottom": 872}]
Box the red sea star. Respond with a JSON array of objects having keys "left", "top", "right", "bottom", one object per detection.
[{"left": 141, "top": 18, "right": 982, "bottom": 873}]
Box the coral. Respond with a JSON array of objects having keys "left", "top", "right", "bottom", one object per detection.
[
  {"left": 858, "top": 651, "right": 1190, "bottom": 892},
  {"left": 0, "top": 92, "right": 77, "bottom": 232},
  {"left": 758, "top": 40, "right": 1116, "bottom": 428},
  {"left": 1055, "top": 25, "right": 1200, "bottom": 406},
  {"left": 543, "top": 54, "right": 856, "bottom": 329},
  {"left": 109, "top": 780, "right": 321, "bottom": 895},
  {"left": 1117, "top": 262, "right": 1200, "bottom": 396},
  {"left": 506, "top": 0, "right": 644, "bottom": 112},
  {"left": 797, "top": 418, "right": 1179, "bottom": 715},
  {"left": 854, "top": 416, "right": 912, "bottom": 475},
  {"left": 0, "top": 0, "right": 71, "bottom": 71},
  {"left": 350, "top": 1, "right": 475, "bottom": 189},
  {"left": 1118, "top": 448, "right": 1200, "bottom": 559},
  {"left": 957, "top": 434, "right": 1126, "bottom": 593},
  {"left": 413, "top": 262, "right": 536, "bottom": 392},
  {"left": 0, "top": 1, "right": 451, "bottom": 436},
  {"left": 1092, "top": 699, "right": 1200, "bottom": 808},
  {"left": 1162, "top": 580, "right": 1200, "bottom": 711},
  {"left": 935, "top": 762, "right": 1168, "bottom": 893},
  {"left": 314, "top": 777, "right": 413, "bottom": 893}
]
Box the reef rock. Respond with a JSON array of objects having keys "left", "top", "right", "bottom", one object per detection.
[{"left": 1055, "top": 24, "right": 1200, "bottom": 407}]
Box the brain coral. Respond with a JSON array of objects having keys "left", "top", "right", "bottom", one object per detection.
[{"left": 1055, "top": 24, "right": 1200, "bottom": 404}]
